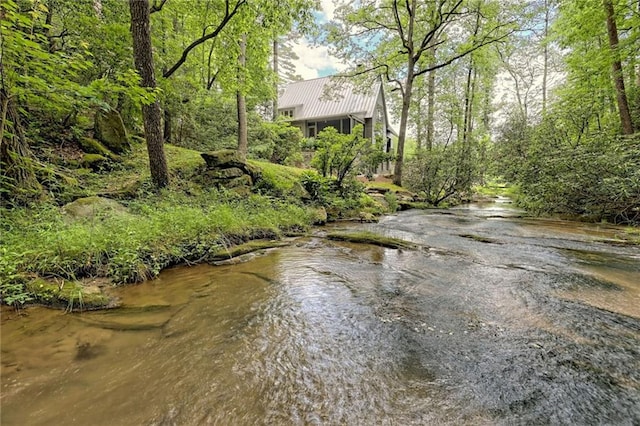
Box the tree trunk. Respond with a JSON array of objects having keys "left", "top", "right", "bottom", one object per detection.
[
  {"left": 129, "top": 0, "right": 169, "bottom": 188},
  {"left": 163, "top": 108, "right": 172, "bottom": 143},
  {"left": 272, "top": 38, "right": 279, "bottom": 121},
  {"left": 393, "top": 65, "right": 414, "bottom": 187},
  {"left": 603, "top": 0, "right": 634, "bottom": 134},
  {"left": 424, "top": 41, "right": 438, "bottom": 151},
  {"left": 460, "top": 56, "right": 476, "bottom": 189},
  {"left": 542, "top": 0, "right": 550, "bottom": 114},
  {"left": 0, "top": 89, "right": 41, "bottom": 203},
  {"left": 415, "top": 88, "right": 423, "bottom": 151},
  {"left": 426, "top": 65, "right": 436, "bottom": 151},
  {"left": 237, "top": 34, "right": 248, "bottom": 157},
  {"left": 392, "top": 0, "right": 417, "bottom": 187}
]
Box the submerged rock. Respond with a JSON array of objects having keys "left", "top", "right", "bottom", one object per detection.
[{"left": 26, "top": 278, "right": 115, "bottom": 311}]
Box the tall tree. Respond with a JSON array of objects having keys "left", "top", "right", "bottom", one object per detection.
[
  {"left": 129, "top": 0, "right": 169, "bottom": 188},
  {"left": 237, "top": 33, "right": 248, "bottom": 156},
  {"left": 325, "top": 0, "right": 517, "bottom": 186},
  {"left": 554, "top": 0, "right": 638, "bottom": 135},
  {"left": 272, "top": 38, "right": 279, "bottom": 121},
  {"left": 603, "top": 0, "right": 634, "bottom": 134}
]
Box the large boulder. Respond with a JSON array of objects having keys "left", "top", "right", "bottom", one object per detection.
[
  {"left": 94, "top": 109, "right": 130, "bottom": 154},
  {"left": 200, "top": 149, "right": 261, "bottom": 180},
  {"left": 201, "top": 149, "right": 244, "bottom": 168},
  {"left": 62, "top": 196, "right": 127, "bottom": 219},
  {"left": 198, "top": 150, "right": 264, "bottom": 195}
]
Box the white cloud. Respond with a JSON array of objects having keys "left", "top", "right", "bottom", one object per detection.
[
  {"left": 290, "top": 2, "right": 345, "bottom": 79},
  {"left": 319, "top": 0, "right": 336, "bottom": 21},
  {"left": 291, "top": 39, "right": 347, "bottom": 80}
]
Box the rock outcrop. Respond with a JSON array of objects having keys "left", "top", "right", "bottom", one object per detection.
[
  {"left": 200, "top": 150, "right": 261, "bottom": 192},
  {"left": 94, "top": 109, "right": 130, "bottom": 154}
]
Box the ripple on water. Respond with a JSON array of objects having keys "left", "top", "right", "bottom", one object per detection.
[{"left": 2, "top": 203, "right": 639, "bottom": 425}]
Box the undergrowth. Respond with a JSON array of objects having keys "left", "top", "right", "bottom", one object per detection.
[{"left": 0, "top": 190, "right": 311, "bottom": 306}]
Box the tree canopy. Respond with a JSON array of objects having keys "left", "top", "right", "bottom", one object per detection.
[{"left": 1, "top": 0, "right": 638, "bottom": 222}]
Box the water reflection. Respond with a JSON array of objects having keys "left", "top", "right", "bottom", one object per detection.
[{"left": 2, "top": 204, "right": 639, "bottom": 425}]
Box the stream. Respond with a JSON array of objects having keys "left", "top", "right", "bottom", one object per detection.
[{"left": 1, "top": 198, "right": 639, "bottom": 425}]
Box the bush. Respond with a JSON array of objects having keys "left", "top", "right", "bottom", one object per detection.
[
  {"left": 249, "top": 120, "right": 304, "bottom": 165},
  {"left": 404, "top": 144, "right": 475, "bottom": 206},
  {"left": 492, "top": 112, "right": 640, "bottom": 224},
  {"left": 300, "top": 171, "right": 367, "bottom": 219}
]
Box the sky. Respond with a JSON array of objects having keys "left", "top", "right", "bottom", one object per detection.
[{"left": 291, "top": 1, "right": 347, "bottom": 79}]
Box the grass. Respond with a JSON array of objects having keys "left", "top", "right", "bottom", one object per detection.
[
  {"left": 1, "top": 141, "right": 404, "bottom": 310},
  {"left": 473, "top": 180, "right": 519, "bottom": 199},
  {"left": 365, "top": 181, "right": 407, "bottom": 193},
  {"left": 1, "top": 192, "right": 310, "bottom": 283},
  {"left": 0, "top": 192, "right": 312, "bottom": 309},
  {"left": 0, "top": 142, "right": 320, "bottom": 310},
  {"left": 250, "top": 159, "right": 310, "bottom": 198}
]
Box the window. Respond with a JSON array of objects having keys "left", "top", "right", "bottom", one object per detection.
[
  {"left": 308, "top": 122, "right": 316, "bottom": 138},
  {"left": 281, "top": 109, "right": 294, "bottom": 118}
]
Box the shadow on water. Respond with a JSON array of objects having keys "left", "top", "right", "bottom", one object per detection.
[{"left": 1, "top": 200, "right": 639, "bottom": 425}]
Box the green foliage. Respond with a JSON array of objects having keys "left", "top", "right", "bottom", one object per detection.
[
  {"left": 0, "top": 191, "right": 311, "bottom": 290},
  {"left": 300, "top": 171, "right": 334, "bottom": 205},
  {"left": 405, "top": 143, "right": 480, "bottom": 206},
  {"left": 249, "top": 120, "right": 304, "bottom": 165},
  {"left": 384, "top": 191, "right": 399, "bottom": 212},
  {"left": 359, "top": 135, "right": 396, "bottom": 179},
  {"left": 0, "top": 247, "right": 33, "bottom": 308},
  {"left": 311, "top": 124, "right": 373, "bottom": 187},
  {"left": 493, "top": 112, "right": 640, "bottom": 223},
  {"left": 299, "top": 171, "right": 368, "bottom": 219},
  {"left": 250, "top": 160, "right": 307, "bottom": 199}
]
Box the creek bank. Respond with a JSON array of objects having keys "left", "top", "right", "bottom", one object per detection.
[{"left": 1, "top": 148, "right": 424, "bottom": 312}]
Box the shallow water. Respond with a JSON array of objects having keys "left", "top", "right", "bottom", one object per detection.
[{"left": 2, "top": 200, "right": 639, "bottom": 425}]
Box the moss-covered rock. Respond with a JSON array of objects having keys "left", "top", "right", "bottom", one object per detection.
[
  {"left": 201, "top": 149, "right": 262, "bottom": 180},
  {"left": 95, "top": 109, "right": 130, "bottom": 154},
  {"left": 227, "top": 174, "right": 253, "bottom": 188},
  {"left": 209, "top": 240, "right": 287, "bottom": 261},
  {"left": 79, "top": 137, "right": 119, "bottom": 160},
  {"left": 62, "top": 196, "right": 127, "bottom": 219},
  {"left": 209, "top": 167, "right": 245, "bottom": 180},
  {"left": 26, "top": 278, "right": 114, "bottom": 311},
  {"left": 326, "top": 231, "right": 416, "bottom": 249},
  {"left": 82, "top": 153, "right": 110, "bottom": 171},
  {"left": 201, "top": 149, "right": 243, "bottom": 168},
  {"left": 310, "top": 206, "right": 328, "bottom": 225}
]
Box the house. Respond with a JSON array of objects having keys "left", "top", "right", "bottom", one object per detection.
[{"left": 277, "top": 76, "right": 396, "bottom": 173}]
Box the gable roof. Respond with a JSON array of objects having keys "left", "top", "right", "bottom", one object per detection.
[{"left": 278, "top": 76, "right": 380, "bottom": 121}]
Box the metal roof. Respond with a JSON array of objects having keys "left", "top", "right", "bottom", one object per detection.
[{"left": 278, "top": 77, "right": 380, "bottom": 121}]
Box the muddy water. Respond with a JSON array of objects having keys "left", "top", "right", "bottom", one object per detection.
[{"left": 2, "top": 198, "right": 639, "bottom": 425}]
